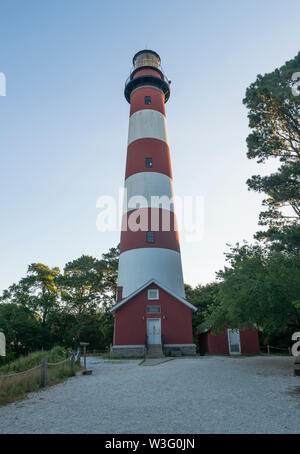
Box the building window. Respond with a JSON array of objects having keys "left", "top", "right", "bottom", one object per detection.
[
  {"left": 145, "top": 157, "right": 153, "bottom": 168},
  {"left": 145, "top": 96, "right": 151, "bottom": 105},
  {"left": 147, "top": 305, "right": 161, "bottom": 313},
  {"left": 146, "top": 231, "right": 155, "bottom": 244},
  {"left": 148, "top": 289, "right": 159, "bottom": 300}
]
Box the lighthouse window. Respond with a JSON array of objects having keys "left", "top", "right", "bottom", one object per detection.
[
  {"left": 145, "top": 96, "right": 151, "bottom": 105},
  {"left": 147, "top": 305, "right": 161, "bottom": 313},
  {"left": 148, "top": 289, "right": 159, "bottom": 300},
  {"left": 145, "top": 157, "right": 153, "bottom": 168},
  {"left": 146, "top": 231, "right": 155, "bottom": 243}
]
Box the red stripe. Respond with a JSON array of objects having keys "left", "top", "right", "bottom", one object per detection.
[
  {"left": 120, "top": 208, "right": 180, "bottom": 254},
  {"left": 132, "top": 68, "right": 162, "bottom": 79},
  {"left": 125, "top": 138, "right": 172, "bottom": 179},
  {"left": 130, "top": 86, "right": 165, "bottom": 116}
]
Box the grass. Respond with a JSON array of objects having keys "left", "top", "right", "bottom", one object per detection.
[
  {"left": 0, "top": 346, "right": 68, "bottom": 374},
  {"left": 0, "top": 347, "right": 81, "bottom": 407}
]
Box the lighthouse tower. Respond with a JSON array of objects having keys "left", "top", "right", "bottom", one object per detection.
[{"left": 110, "top": 50, "right": 197, "bottom": 358}]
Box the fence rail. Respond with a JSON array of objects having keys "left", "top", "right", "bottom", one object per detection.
[
  {"left": 48, "top": 359, "right": 70, "bottom": 366},
  {"left": 260, "top": 345, "right": 292, "bottom": 355},
  {"left": 0, "top": 349, "right": 81, "bottom": 386},
  {"left": 0, "top": 364, "right": 41, "bottom": 379}
]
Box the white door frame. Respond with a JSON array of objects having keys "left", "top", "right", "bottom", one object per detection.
[
  {"left": 147, "top": 318, "right": 161, "bottom": 345},
  {"left": 227, "top": 328, "right": 241, "bottom": 355}
]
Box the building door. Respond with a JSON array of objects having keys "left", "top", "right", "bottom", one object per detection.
[
  {"left": 198, "top": 333, "right": 208, "bottom": 356},
  {"left": 147, "top": 318, "right": 161, "bottom": 345},
  {"left": 227, "top": 329, "right": 241, "bottom": 354}
]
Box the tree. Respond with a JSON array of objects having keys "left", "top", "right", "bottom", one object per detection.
[
  {"left": 1, "top": 263, "right": 60, "bottom": 326},
  {"left": 57, "top": 255, "right": 106, "bottom": 342},
  {"left": 185, "top": 282, "right": 221, "bottom": 346},
  {"left": 46, "top": 310, "right": 78, "bottom": 349},
  {"left": 243, "top": 52, "right": 300, "bottom": 228},
  {"left": 100, "top": 245, "right": 119, "bottom": 307},
  {"left": 0, "top": 246, "right": 119, "bottom": 353},
  {"left": 257, "top": 223, "right": 300, "bottom": 254},
  {"left": 0, "top": 303, "right": 44, "bottom": 359},
  {"left": 185, "top": 283, "right": 220, "bottom": 329},
  {"left": 206, "top": 242, "right": 300, "bottom": 342}
]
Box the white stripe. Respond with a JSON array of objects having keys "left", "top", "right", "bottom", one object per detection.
[
  {"left": 128, "top": 109, "right": 168, "bottom": 145},
  {"left": 117, "top": 248, "right": 185, "bottom": 299},
  {"left": 123, "top": 172, "right": 174, "bottom": 214}
]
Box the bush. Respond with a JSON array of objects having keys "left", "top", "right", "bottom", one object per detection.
[
  {"left": 0, "top": 346, "right": 67, "bottom": 375},
  {"left": 0, "top": 347, "right": 80, "bottom": 406}
]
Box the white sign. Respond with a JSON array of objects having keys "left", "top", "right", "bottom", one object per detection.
[
  {"left": 291, "top": 332, "right": 300, "bottom": 357},
  {"left": 0, "top": 73, "right": 6, "bottom": 97},
  {"left": 0, "top": 332, "right": 5, "bottom": 356}
]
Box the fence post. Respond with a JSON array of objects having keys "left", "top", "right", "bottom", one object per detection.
[
  {"left": 76, "top": 347, "right": 80, "bottom": 364},
  {"left": 267, "top": 345, "right": 270, "bottom": 355},
  {"left": 80, "top": 342, "right": 92, "bottom": 375},
  {"left": 70, "top": 354, "right": 75, "bottom": 373},
  {"left": 41, "top": 359, "right": 48, "bottom": 387}
]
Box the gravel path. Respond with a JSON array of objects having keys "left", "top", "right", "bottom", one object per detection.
[{"left": 0, "top": 356, "right": 299, "bottom": 434}]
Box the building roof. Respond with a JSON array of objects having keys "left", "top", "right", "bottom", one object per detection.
[{"left": 110, "top": 279, "right": 198, "bottom": 313}]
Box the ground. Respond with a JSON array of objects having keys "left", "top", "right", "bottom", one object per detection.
[{"left": 0, "top": 356, "right": 299, "bottom": 434}]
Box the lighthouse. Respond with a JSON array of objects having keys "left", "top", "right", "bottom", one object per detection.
[{"left": 110, "top": 50, "right": 197, "bottom": 358}]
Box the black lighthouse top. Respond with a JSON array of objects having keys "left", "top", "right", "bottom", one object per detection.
[{"left": 124, "top": 49, "right": 171, "bottom": 104}]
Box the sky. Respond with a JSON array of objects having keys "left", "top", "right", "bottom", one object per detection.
[{"left": 0, "top": 0, "right": 300, "bottom": 293}]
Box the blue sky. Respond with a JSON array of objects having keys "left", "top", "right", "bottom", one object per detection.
[{"left": 0, "top": 0, "right": 300, "bottom": 292}]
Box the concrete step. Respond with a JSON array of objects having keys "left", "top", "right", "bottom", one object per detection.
[{"left": 147, "top": 345, "right": 164, "bottom": 358}]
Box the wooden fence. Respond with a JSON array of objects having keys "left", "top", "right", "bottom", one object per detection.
[{"left": 0, "top": 349, "right": 80, "bottom": 388}]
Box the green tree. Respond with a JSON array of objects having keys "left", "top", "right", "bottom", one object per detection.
[
  {"left": 1, "top": 263, "right": 60, "bottom": 326},
  {"left": 206, "top": 242, "right": 300, "bottom": 341},
  {"left": 258, "top": 223, "right": 300, "bottom": 254},
  {"left": 0, "top": 303, "right": 44, "bottom": 360},
  {"left": 46, "top": 310, "right": 78, "bottom": 349},
  {"left": 185, "top": 283, "right": 220, "bottom": 330},
  {"left": 57, "top": 255, "right": 106, "bottom": 342},
  {"left": 100, "top": 245, "right": 120, "bottom": 307},
  {"left": 243, "top": 52, "right": 300, "bottom": 228},
  {"left": 185, "top": 282, "right": 221, "bottom": 347}
]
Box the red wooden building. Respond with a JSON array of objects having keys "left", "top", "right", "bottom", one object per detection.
[
  {"left": 196, "top": 326, "right": 260, "bottom": 356},
  {"left": 111, "top": 279, "right": 197, "bottom": 357}
]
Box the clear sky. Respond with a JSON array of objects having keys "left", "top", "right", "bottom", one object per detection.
[{"left": 1, "top": 0, "right": 300, "bottom": 293}]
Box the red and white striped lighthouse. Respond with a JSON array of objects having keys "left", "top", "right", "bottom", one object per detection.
[{"left": 110, "top": 50, "right": 197, "bottom": 357}]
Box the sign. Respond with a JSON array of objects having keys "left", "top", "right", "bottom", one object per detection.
[{"left": 0, "top": 332, "right": 5, "bottom": 356}]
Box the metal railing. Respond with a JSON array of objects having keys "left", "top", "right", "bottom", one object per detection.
[{"left": 125, "top": 71, "right": 169, "bottom": 89}]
